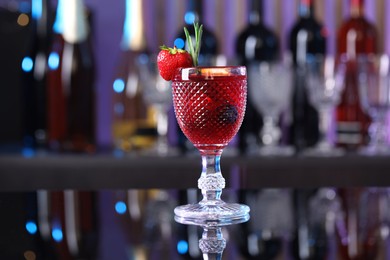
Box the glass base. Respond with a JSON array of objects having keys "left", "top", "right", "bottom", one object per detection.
[
  {"left": 139, "top": 145, "right": 179, "bottom": 157},
  {"left": 302, "top": 144, "right": 345, "bottom": 157},
  {"left": 174, "top": 201, "right": 250, "bottom": 227},
  {"left": 359, "top": 145, "right": 390, "bottom": 156},
  {"left": 258, "top": 145, "right": 295, "bottom": 157}
]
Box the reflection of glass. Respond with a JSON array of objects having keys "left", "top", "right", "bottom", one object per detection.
[
  {"left": 308, "top": 188, "right": 344, "bottom": 259},
  {"left": 241, "top": 189, "right": 294, "bottom": 259},
  {"left": 248, "top": 60, "right": 294, "bottom": 156},
  {"left": 358, "top": 54, "right": 390, "bottom": 155},
  {"left": 172, "top": 66, "right": 250, "bottom": 258},
  {"left": 304, "top": 55, "right": 346, "bottom": 157},
  {"left": 137, "top": 54, "right": 177, "bottom": 156},
  {"left": 358, "top": 188, "right": 390, "bottom": 259}
]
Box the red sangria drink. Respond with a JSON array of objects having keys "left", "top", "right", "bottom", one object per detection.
[
  {"left": 172, "top": 66, "right": 247, "bottom": 155},
  {"left": 157, "top": 23, "right": 250, "bottom": 258},
  {"left": 172, "top": 66, "right": 250, "bottom": 228}
]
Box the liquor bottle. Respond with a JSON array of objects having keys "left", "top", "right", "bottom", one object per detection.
[
  {"left": 288, "top": 0, "right": 326, "bottom": 151},
  {"left": 111, "top": 0, "right": 154, "bottom": 153},
  {"left": 235, "top": 0, "right": 279, "bottom": 154},
  {"left": 173, "top": 0, "right": 218, "bottom": 65},
  {"left": 46, "top": 0, "right": 96, "bottom": 153},
  {"left": 21, "top": 0, "right": 52, "bottom": 152},
  {"left": 0, "top": 6, "right": 30, "bottom": 147},
  {"left": 49, "top": 191, "right": 99, "bottom": 259},
  {"left": 173, "top": 0, "right": 219, "bottom": 153},
  {"left": 336, "top": 0, "right": 377, "bottom": 150}
]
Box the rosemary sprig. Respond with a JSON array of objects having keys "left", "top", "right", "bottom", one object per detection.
[{"left": 184, "top": 22, "right": 203, "bottom": 66}]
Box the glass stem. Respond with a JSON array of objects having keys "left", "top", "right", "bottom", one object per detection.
[
  {"left": 155, "top": 105, "right": 169, "bottom": 153},
  {"left": 369, "top": 114, "right": 388, "bottom": 148},
  {"left": 261, "top": 115, "right": 281, "bottom": 147},
  {"left": 198, "top": 155, "right": 225, "bottom": 204},
  {"left": 199, "top": 227, "right": 226, "bottom": 260},
  {"left": 317, "top": 107, "right": 333, "bottom": 148}
]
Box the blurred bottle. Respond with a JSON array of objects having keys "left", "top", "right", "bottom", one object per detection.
[
  {"left": 111, "top": 0, "right": 155, "bottom": 153},
  {"left": 235, "top": 0, "right": 280, "bottom": 154},
  {"left": 173, "top": 0, "right": 219, "bottom": 154},
  {"left": 173, "top": 0, "right": 218, "bottom": 65},
  {"left": 114, "top": 190, "right": 148, "bottom": 259},
  {"left": 335, "top": 0, "right": 377, "bottom": 150},
  {"left": 0, "top": 5, "right": 30, "bottom": 148},
  {"left": 49, "top": 191, "right": 99, "bottom": 259},
  {"left": 356, "top": 188, "right": 387, "bottom": 260},
  {"left": 46, "top": 0, "right": 95, "bottom": 153},
  {"left": 21, "top": 0, "right": 52, "bottom": 152},
  {"left": 288, "top": 0, "right": 326, "bottom": 152},
  {"left": 336, "top": 188, "right": 362, "bottom": 260},
  {"left": 0, "top": 192, "right": 58, "bottom": 258}
]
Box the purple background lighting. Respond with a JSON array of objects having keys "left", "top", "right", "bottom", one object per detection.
[{"left": 1, "top": 0, "right": 390, "bottom": 147}]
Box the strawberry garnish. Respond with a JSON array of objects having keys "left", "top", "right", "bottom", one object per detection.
[
  {"left": 157, "top": 23, "right": 203, "bottom": 81},
  {"left": 157, "top": 46, "right": 193, "bottom": 81}
]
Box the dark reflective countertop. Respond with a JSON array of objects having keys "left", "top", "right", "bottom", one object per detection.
[
  {"left": 1, "top": 153, "right": 390, "bottom": 191},
  {"left": 1, "top": 188, "right": 390, "bottom": 259},
  {"left": 1, "top": 153, "right": 390, "bottom": 259}
]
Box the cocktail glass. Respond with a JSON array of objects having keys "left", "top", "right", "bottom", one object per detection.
[
  {"left": 172, "top": 66, "right": 250, "bottom": 258},
  {"left": 248, "top": 60, "right": 294, "bottom": 156},
  {"left": 303, "top": 55, "right": 346, "bottom": 157},
  {"left": 357, "top": 54, "right": 390, "bottom": 155}
]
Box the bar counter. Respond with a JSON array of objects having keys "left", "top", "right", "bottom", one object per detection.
[{"left": 0, "top": 154, "right": 389, "bottom": 191}]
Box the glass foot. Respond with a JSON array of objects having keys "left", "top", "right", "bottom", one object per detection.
[
  {"left": 140, "top": 145, "right": 180, "bottom": 157},
  {"left": 359, "top": 145, "right": 390, "bottom": 156},
  {"left": 302, "top": 144, "right": 345, "bottom": 157},
  {"left": 174, "top": 201, "right": 250, "bottom": 227},
  {"left": 258, "top": 145, "right": 295, "bottom": 157}
]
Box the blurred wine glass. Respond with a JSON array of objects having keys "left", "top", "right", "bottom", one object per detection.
[
  {"left": 248, "top": 59, "right": 294, "bottom": 156},
  {"left": 303, "top": 55, "right": 346, "bottom": 157},
  {"left": 137, "top": 54, "right": 178, "bottom": 156},
  {"left": 357, "top": 54, "right": 390, "bottom": 155}
]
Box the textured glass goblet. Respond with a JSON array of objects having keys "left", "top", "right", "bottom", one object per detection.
[
  {"left": 172, "top": 66, "right": 249, "bottom": 223},
  {"left": 172, "top": 66, "right": 250, "bottom": 258}
]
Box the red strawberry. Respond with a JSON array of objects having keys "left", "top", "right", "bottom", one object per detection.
[{"left": 157, "top": 45, "right": 193, "bottom": 81}]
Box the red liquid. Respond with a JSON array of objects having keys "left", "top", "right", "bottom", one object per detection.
[
  {"left": 336, "top": 0, "right": 377, "bottom": 150},
  {"left": 172, "top": 71, "right": 247, "bottom": 153}
]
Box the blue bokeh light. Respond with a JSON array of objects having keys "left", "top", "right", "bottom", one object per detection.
[
  {"left": 177, "top": 240, "right": 189, "bottom": 254},
  {"left": 31, "top": 0, "right": 42, "bottom": 19},
  {"left": 48, "top": 52, "right": 60, "bottom": 70},
  {"left": 52, "top": 228, "right": 63, "bottom": 242},
  {"left": 113, "top": 79, "right": 125, "bottom": 93},
  {"left": 174, "top": 38, "right": 185, "bottom": 49},
  {"left": 184, "top": 11, "right": 196, "bottom": 25},
  {"left": 22, "top": 57, "right": 34, "bottom": 72},
  {"left": 114, "top": 102, "right": 124, "bottom": 115},
  {"left": 115, "top": 201, "right": 127, "bottom": 214},
  {"left": 19, "top": 2, "right": 30, "bottom": 13},
  {"left": 25, "top": 221, "right": 38, "bottom": 235},
  {"left": 22, "top": 147, "right": 35, "bottom": 158}
]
